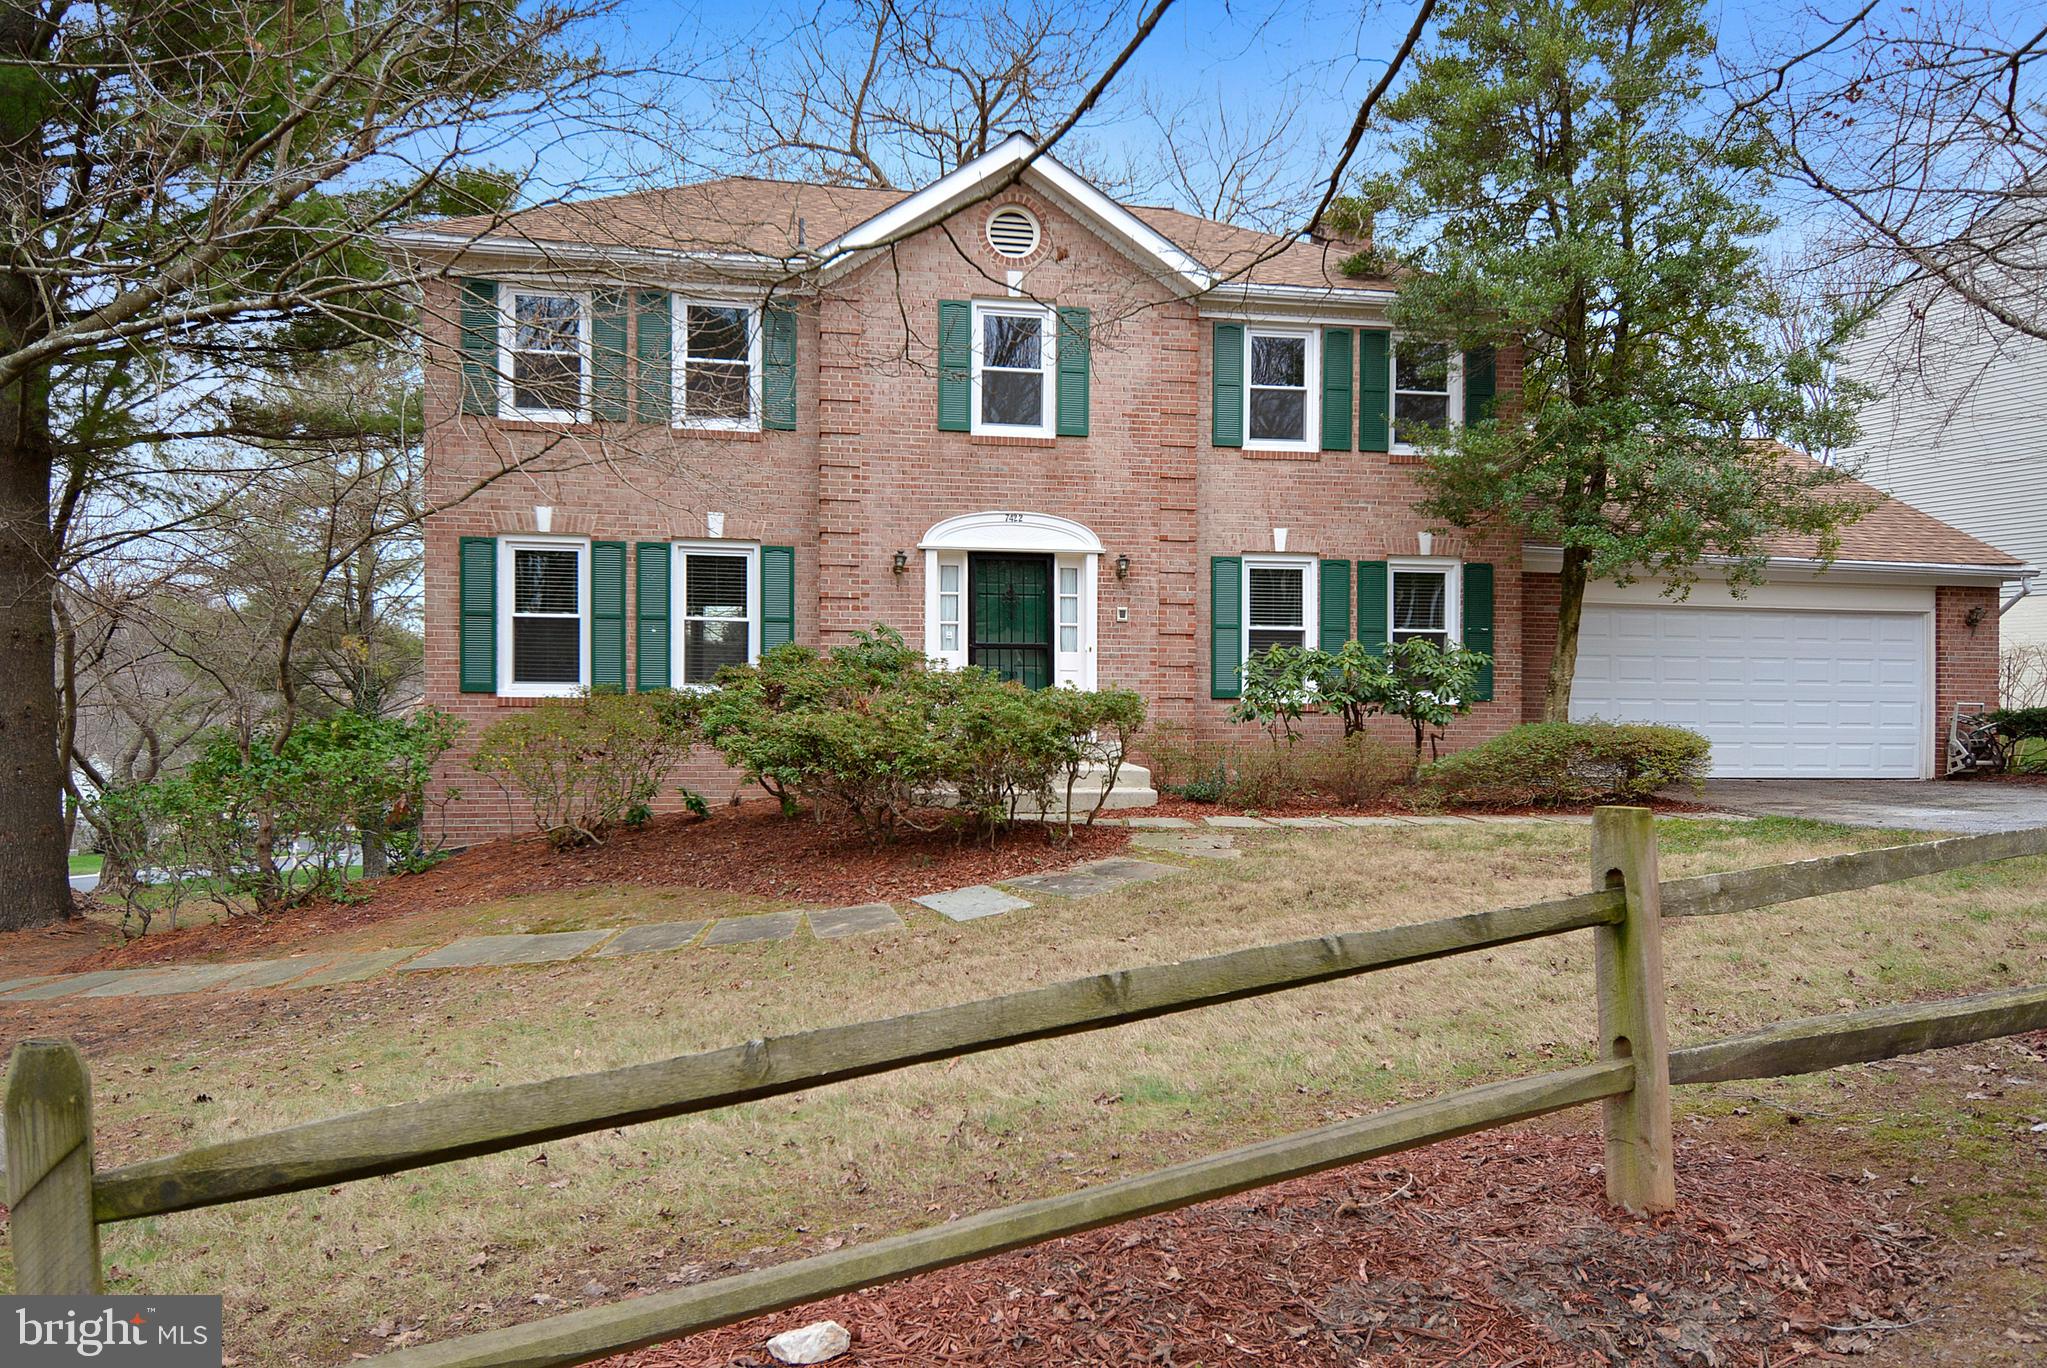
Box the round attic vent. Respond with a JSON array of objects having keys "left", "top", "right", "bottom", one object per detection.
[{"left": 986, "top": 206, "right": 1041, "bottom": 259}]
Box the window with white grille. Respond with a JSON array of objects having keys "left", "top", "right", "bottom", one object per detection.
[
  {"left": 1243, "top": 558, "right": 1316, "bottom": 659},
  {"left": 499, "top": 539, "right": 589, "bottom": 696},
  {"left": 986, "top": 206, "right": 1041, "bottom": 258}
]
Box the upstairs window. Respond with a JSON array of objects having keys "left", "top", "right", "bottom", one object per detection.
[
  {"left": 504, "top": 541, "right": 587, "bottom": 693},
  {"left": 677, "top": 548, "right": 757, "bottom": 685},
  {"left": 1246, "top": 327, "right": 1316, "bottom": 449},
  {"left": 678, "top": 303, "right": 758, "bottom": 428},
  {"left": 505, "top": 292, "right": 586, "bottom": 419},
  {"left": 972, "top": 303, "right": 1053, "bottom": 435},
  {"left": 1244, "top": 558, "right": 1314, "bottom": 657},
  {"left": 1392, "top": 341, "right": 1459, "bottom": 450},
  {"left": 1391, "top": 564, "right": 1453, "bottom": 646}
]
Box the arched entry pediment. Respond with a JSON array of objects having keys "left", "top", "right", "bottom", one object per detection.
[{"left": 920, "top": 510, "right": 1105, "bottom": 554}]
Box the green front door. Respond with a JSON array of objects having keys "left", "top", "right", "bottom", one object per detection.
[{"left": 968, "top": 553, "right": 1054, "bottom": 688}]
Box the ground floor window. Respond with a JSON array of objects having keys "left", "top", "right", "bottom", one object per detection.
[
  {"left": 674, "top": 545, "right": 759, "bottom": 685},
  {"left": 1244, "top": 556, "right": 1317, "bottom": 659},
  {"left": 501, "top": 539, "right": 588, "bottom": 695},
  {"left": 1392, "top": 564, "right": 1453, "bottom": 646}
]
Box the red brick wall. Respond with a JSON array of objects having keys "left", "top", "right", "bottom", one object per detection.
[
  {"left": 1935, "top": 585, "right": 2001, "bottom": 755},
  {"left": 418, "top": 195, "right": 1533, "bottom": 841},
  {"left": 1520, "top": 570, "right": 1560, "bottom": 724}
]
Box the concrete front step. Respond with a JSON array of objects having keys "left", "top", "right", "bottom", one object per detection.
[{"left": 1008, "top": 762, "right": 1158, "bottom": 821}]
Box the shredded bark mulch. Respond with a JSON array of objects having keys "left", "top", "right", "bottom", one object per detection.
[
  {"left": 615, "top": 1131, "right": 1934, "bottom": 1367},
  {"left": 68, "top": 806, "right": 1130, "bottom": 971}
]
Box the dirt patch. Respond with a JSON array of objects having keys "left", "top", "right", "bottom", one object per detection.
[
  {"left": 63, "top": 806, "right": 1129, "bottom": 971},
  {"left": 610, "top": 1131, "right": 1935, "bottom": 1367}
]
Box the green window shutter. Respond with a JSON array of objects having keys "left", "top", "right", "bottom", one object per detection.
[
  {"left": 1358, "top": 330, "right": 1390, "bottom": 452},
  {"left": 459, "top": 279, "right": 498, "bottom": 417},
  {"left": 1356, "top": 559, "right": 1389, "bottom": 657},
  {"left": 635, "top": 290, "right": 671, "bottom": 423},
  {"left": 1463, "top": 561, "right": 1496, "bottom": 701},
  {"left": 1320, "top": 328, "right": 1354, "bottom": 451},
  {"left": 1056, "top": 306, "right": 1090, "bottom": 436},
  {"left": 1463, "top": 345, "right": 1496, "bottom": 424},
  {"left": 591, "top": 541, "right": 627, "bottom": 691},
  {"left": 591, "top": 290, "right": 629, "bottom": 421},
  {"left": 763, "top": 304, "right": 798, "bottom": 431},
  {"left": 458, "top": 536, "right": 497, "bottom": 693},
  {"left": 635, "top": 542, "right": 671, "bottom": 691},
  {"left": 1210, "top": 555, "right": 1243, "bottom": 698},
  {"left": 1318, "top": 559, "right": 1352, "bottom": 653},
  {"left": 937, "top": 300, "right": 971, "bottom": 432},
  {"left": 1211, "top": 323, "right": 1243, "bottom": 448},
  {"left": 761, "top": 545, "right": 796, "bottom": 650}
]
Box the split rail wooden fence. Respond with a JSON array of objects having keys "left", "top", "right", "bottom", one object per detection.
[{"left": 8, "top": 808, "right": 2047, "bottom": 1368}]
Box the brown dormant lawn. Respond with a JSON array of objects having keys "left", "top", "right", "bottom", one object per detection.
[{"left": 3, "top": 815, "right": 2043, "bottom": 1363}]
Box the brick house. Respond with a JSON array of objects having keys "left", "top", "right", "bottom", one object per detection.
[{"left": 393, "top": 135, "right": 2021, "bottom": 842}]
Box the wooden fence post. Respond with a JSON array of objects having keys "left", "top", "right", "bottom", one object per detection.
[
  {"left": 1591, "top": 806, "right": 1676, "bottom": 1214},
  {"left": 5, "top": 1039, "right": 104, "bottom": 1293}
]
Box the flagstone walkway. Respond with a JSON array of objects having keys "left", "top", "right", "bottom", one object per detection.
[{"left": 1, "top": 813, "right": 1644, "bottom": 1005}]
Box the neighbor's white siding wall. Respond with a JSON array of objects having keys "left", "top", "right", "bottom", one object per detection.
[{"left": 1836, "top": 286, "right": 2045, "bottom": 649}]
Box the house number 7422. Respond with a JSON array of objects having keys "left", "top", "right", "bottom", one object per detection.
[{"left": 1004, "top": 512, "right": 1025, "bottom": 522}]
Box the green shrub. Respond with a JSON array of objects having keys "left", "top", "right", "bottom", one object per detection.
[
  {"left": 1423, "top": 721, "right": 1712, "bottom": 807},
  {"left": 86, "top": 709, "right": 462, "bottom": 930},
  {"left": 701, "top": 626, "right": 1147, "bottom": 837},
  {"left": 1984, "top": 707, "right": 2047, "bottom": 772},
  {"left": 473, "top": 691, "right": 703, "bottom": 848}
]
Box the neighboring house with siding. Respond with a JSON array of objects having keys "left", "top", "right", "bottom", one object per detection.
[
  {"left": 391, "top": 136, "right": 2017, "bottom": 841},
  {"left": 1836, "top": 280, "right": 2046, "bottom": 664}
]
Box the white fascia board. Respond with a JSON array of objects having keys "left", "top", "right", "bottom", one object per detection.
[
  {"left": 814, "top": 133, "right": 1214, "bottom": 291},
  {"left": 380, "top": 228, "right": 803, "bottom": 286},
  {"left": 1521, "top": 544, "right": 2036, "bottom": 585},
  {"left": 1199, "top": 282, "right": 1398, "bottom": 313}
]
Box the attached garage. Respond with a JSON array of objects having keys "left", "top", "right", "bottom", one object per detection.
[{"left": 1569, "top": 601, "right": 1930, "bottom": 779}]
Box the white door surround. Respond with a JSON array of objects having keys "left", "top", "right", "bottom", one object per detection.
[
  {"left": 1570, "top": 601, "right": 1934, "bottom": 779},
  {"left": 919, "top": 511, "right": 1102, "bottom": 687}
]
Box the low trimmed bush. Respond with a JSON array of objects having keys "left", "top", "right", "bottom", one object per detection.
[
  {"left": 1422, "top": 721, "right": 1711, "bottom": 807},
  {"left": 1984, "top": 706, "right": 2047, "bottom": 772},
  {"left": 1144, "top": 725, "right": 1411, "bottom": 808},
  {"left": 700, "top": 627, "right": 1147, "bottom": 837},
  {"left": 473, "top": 691, "right": 704, "bottom": 848}
]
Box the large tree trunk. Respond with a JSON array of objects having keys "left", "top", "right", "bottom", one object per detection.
[
  {"left": 1542, "top": 546, "right": 1592, "bottom": 724},
  {"left": 0, "top": 375, "right": 75, "bottom": 930}
]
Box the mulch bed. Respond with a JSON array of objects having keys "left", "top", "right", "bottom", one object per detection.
[
  {"left": 1124, "top": 794, "right": 1722, "bottom": 820},
  {"left": 69, "top": 806, "right": 1130, "bottom": 971},
  {"left": 613, "top": 1132, "right": 1934, "bottom": 1368}
]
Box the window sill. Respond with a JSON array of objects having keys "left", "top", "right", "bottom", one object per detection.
[
  {"left": 1389, "top": 451, "right": 1426, "bottom": 466},
  {"left": 670, "top": 425, "right": 764, "bottom": 443},
  {"left": 967, "top": 433, "right": 1059, "bottom": 447},
  {"left": 1241, "top": 448, "right": 1321, "bottom": 462}
]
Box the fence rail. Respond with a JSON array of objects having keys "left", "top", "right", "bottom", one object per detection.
[{"left": 9, "top": 811, "right": 2047, "bottom": 1368}]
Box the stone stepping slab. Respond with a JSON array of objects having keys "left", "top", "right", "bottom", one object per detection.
[
  {"left": 1267, "top": 816, "right": 1344, "bottom": 829},
  {"left": 595, "top": 921, "right": 709, "bottom": 956},
  {"left": 0, "top": 969, "right": 132, "bottom": 1001},
  {"left": 294, "top": 948, "right": 425, "bottom": 986},
  {"left": 0, "top": 974, "right": 59, "bottom": 996},
  {"left": 1202, "top": 815, "right": 1273, "bottom": 829},
  {"left": 807, "top": 903, "right": 904, "bottom": 939},
  {"left": 400, "top": 930, "right": 613, "bottom": 972},
  {"left": 81, "top": 962, "right": 270, "bottom": 998},
  {"left": 1132, "top": 831, "right": 1240, "bottom": 860},
  {"left": 1002, "top": 857, "right": 1181, "bottom": 898},
  {"left": 914, "top": 885, "right": 1031, "bottom": 922},
  {"left": 703, "top": 911, "right": 802, "bottom": 947},
  {"left": 1120, "top": 816, "right": 1197, "bottom": 829}
]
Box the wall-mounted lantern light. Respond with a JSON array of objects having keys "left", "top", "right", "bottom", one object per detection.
[
  {"left": 892, "top": 549, "right": 909, "bottom": 575},
  {"left": 1115, "top": 553, "right": 1131, "bottom": 580}
]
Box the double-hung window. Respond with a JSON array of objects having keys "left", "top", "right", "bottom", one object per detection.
[
  {"left": 971, "top": 302, "right": 1054, "bottom": 435},
  {"left": 1390, "top": 563, "right": 1456, "bottom": 647},
  {"left": 504, "top": 291, "right": 587, "bottom": 420},
  {"left": 674, "top": 546, "right": 759, "bottom": 686},
  {"left": 1391, "top": 340, "right": 1460, "bottom": 451},
  {"left": 1245, "top": 327, "right": 1317, "bottom": 449},
  {"left": 502, "top": 540, "right": 588, "bottom": 695},
  {"left": 1243, "top": 557, "right": 1318, "bottom": 659},
  {"left": 677, "top": 302, "right": 759, "bottom": 428}
]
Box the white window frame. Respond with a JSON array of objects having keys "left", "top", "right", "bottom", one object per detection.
[
  {"left": 1387, "top": 557, "right": 1463, "bottom": 648},
  {"left": 498, "top": 536, "right": 591, "bottom": 697},
  {"left": 1241, "top": 555, "right": 1320, "bottom": 663},
  {"left": 671, "top": 298, "right": 763, "bottom": 431},
  {"left": 969, "top": 300, "right": 1056, "bottom": 437},
  {"left": 1388, "top": 337, "right": 1463, "bottom": 455},
  {"left": 669, "top": 541, "right": 762, "bottom": 689},
  {"left": 499, "top": 289, "right": 591, "bottom": 423},
  {"left": 1243, "top": 326, "right": 1320, "bottom": 452}
]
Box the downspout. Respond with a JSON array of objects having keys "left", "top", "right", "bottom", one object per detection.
[{"left": 2001, "top": 570, "right": 2039, "bottom": 615}]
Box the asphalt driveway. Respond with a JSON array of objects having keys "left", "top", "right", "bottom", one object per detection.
[{"left": 1698, "top": 778, "right": 2047, "bottom": 833}]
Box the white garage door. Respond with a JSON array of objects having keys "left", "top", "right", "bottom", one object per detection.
[{"left": 1571, "top": 605, "right": 1928, "bottom": 779}]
